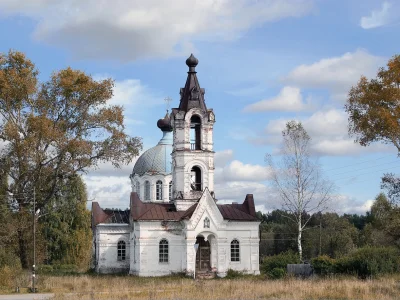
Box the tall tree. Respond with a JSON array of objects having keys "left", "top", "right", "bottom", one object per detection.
[
  {"left": 266, "top": 121, "right": 334, "bottom": 261},
  {"left": 42, "top": 175, "right": 92, "bottom": 270},
  {"left": 0, "top": 50, "right": 142, "bottom": 268},
  {"left": 345, "top": 54, "right": 400, "bottom": 152}
]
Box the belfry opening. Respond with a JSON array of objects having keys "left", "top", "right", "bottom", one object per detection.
[{"left": 190, "top": 115, "right": 201, "bottom": 150}]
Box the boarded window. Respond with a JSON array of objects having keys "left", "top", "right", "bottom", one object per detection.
[
  {"left": 144, "top": 180, "right": 151, "bottom": 200},
  {"left": 231, "top": 239, "right": 240, "bottom": 262},
  {"left": 117, "top": 241, "right": 126, "bottom": 261},
  {"left": 136, "top": 181, "right": 140, "bottom": 199},
  {"left": 159, "top": 239, "right": 169, "bottom": 263}
]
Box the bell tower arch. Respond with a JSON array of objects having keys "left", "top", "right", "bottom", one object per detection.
[{"left": 171, "top": 54, "right": 216, "bottom": 211}]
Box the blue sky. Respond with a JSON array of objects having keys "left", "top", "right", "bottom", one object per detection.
[{"left": 1, "top": 0, "right": 399, "bottom": 214}]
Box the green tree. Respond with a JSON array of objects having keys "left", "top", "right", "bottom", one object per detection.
[
  {"left": 42, "top": 175, "right": 92, "bottom": 270},
  {"left": 266, "top": 121, "right": 334, "bottom": 261},
  {"left": 363, "top": 193, "right": 400, "bottom": 248},
  {"left": 0, "top": 50, "right": 142, "bottom": 268}
]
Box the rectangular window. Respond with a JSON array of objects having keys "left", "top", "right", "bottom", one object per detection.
[
  {"left": 159, "top": 240, "right": 169, "bottom": 263},
  {"left": 117, "top": 241, "right": 126, "bottom": 261},
  {"left": 231, "top": 240, "right": 240, "bottom": 262}
]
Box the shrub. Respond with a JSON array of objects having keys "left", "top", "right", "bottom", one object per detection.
[
  {"left": 225, "top": 269, "right": 243, "bottom": 279},
  {"left": 336, "top": 247, "right": 400, "bottom": 278},
  {"left": 268, "top": 268, "right": 286, "bottom": 279},
  {"left": 311, "top": 255, "right": 336, "bottom": 275},
  {"left": 261, "top": 251, "right": 299, "bottom": 274}
]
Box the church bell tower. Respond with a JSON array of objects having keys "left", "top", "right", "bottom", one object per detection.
[{"left": 171, "top": 54, "right": 216, "bottom": 211}]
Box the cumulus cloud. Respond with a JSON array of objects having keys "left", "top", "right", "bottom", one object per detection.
[
  {"left": 215, "top": 160, "right": 271, "bottom": 183},
  {"left": 331, "top": 194, "right": 374, "bottom": 215},
  {"left": 103, "top": 78, "right": 163, "bottom": 130},
  {"left": 262, "top": 108, "right": 394, "bottom": 156},
  {"left": 243, "top": 86, "right": 315, "bottom": 112},
  {"left": 283, "top": 49, "right": 384, "bottom": 101},
  {"left": 215, "top": 181, "right": 269, "bottom": 208},
  {"left": 0, "top": 0, "right": 314, "bottom": 61},
  {"left": 83, "top": 175, "right": 132, "bottom": 209},
  {"left": 360, "top": 1, "right": 395, "bottom": 29},
  {"left": 215, "top": 149, "right": 234, "bottom": 167}
]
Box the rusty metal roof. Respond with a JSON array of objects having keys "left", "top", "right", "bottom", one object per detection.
[
  {"left": 92, "top": 202, "right": 130, "bottom": 226},
  {"left": 93, "top": 193, "right": 259, "bottom": 225}
]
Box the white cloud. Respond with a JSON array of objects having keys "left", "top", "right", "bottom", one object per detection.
[
  {"left": 283, "top": 49, "right": 384, "bottom": 101},
  {"left": 215, "top": 160, "right": 271, "bottom": 183},
  {"left": 243, "top": 86, "right": 314, "bottom": 112},
  {"left": 331, "top": 195, "right": 374, "bottom": 215},
  {"left": 360, "top": 1, "right": 394, "bottom": 29},
  {"left": 103, "top": 78, "right": 163, "bottom": 129},
  {"left": 262, "top": 108, "right": 394, "bottom": 156},
  {"left": 0, "top": 0, "right": 314, "bottom": 61},
  {"left": 83, "top": 175, "right": 132, "bottom": 209},
  {"left": 215, "top": 181, "right": 269, "bottom": 208},
  {"left": 215, "top": 149, "right": 234, "bottom": 167}
]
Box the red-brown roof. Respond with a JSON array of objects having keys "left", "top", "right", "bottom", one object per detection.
[
  {"left": 91, "top": 202, "right": 129, "bottom": 227},
  {"left": 130, "top": 192, "right": 187, "bottom": 221},
  {"left": 93, "top": 193, "right": 259, "bottom": 224}
]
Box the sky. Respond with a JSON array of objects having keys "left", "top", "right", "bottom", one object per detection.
[{"left": 1, "top": 0, "right": 399, "bottom": 215}]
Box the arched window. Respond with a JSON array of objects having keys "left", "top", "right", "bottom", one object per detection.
[
  {"left": 144, "top": 180, "right": 150, "bottom": 200},
  {"left": 156, "top": 180, "right": 163, "bottom": 200},
  {"left": 190, "top": 166, "right": 202, "bottom": 191},
  {"left": 231, "top": 239, "right": 240, "bottom": 262},
  {"left": 136, "top": 181, "right": 140, "bottom": 199},
  {"left": 204, "top": 217, "right": 210, "bottom": 228},
  {"left": 117, "top": 241, "right": 126, "bottom": 261},
  {"left": 169, "top": 181, "right": 172, "bottom": 200},
  {"left": 190, "top": 115, "right": 201, "bottom": 150},
  {"left": 159, "top": 239, "right": 169, "bottom": 263}
]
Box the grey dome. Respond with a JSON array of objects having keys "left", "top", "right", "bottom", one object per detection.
[{"left": 133, "top": 131, "right": 173, "bottom": 176}]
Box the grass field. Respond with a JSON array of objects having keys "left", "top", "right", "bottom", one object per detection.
[{"left": 3, "top": 273, "right": 400, "bottom": 299}]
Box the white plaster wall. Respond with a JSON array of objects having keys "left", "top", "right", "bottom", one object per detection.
[
  {"left": 94, "top": 224, "right": 130, "bottom": 274},
  {"left": 183, "top": 212, "right": 260, "bottom": 277},
  {"left": 129, "top": 221, "right": 186, "bottom": 276},
  {"left": 131, "top": 173, "right": 172, "bottom": 203}
]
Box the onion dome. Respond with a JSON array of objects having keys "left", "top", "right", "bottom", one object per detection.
[
  {"left": 157, "top": 111, "right": 172, "bottom": 132},
  {"left": 186, "top": 54, "right": 198, "bottom": 72}
]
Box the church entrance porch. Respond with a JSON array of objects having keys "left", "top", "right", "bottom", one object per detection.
[{"left": 195, "top": 236, "right": 210, "bottom": 271}]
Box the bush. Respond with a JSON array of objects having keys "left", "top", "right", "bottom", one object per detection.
[
  {"left": 225, "top": 269, "right": 243, "bottom": 279},
  {"left": 311, "top": 255, "right": 336, "bottom": 275},
  {"left": 0, "top": 249, "right": 24, "bottom": 290},
  {"left": 268, "top": 268, "right": 286, "bottom": 279},
  {"left": 261, "top": 251, "right": 299, "bottom": 274},
  {"left": 336, "top": 247, "right": 400, "bottom": 278}
]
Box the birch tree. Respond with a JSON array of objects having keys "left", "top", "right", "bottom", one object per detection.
[{"left": 266, "top": 121, "right": 334, "bottom": 261}]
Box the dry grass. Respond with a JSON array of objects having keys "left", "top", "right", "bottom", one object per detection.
[{"left": 26, "top": 274, "right": 400, "bottom": 299}]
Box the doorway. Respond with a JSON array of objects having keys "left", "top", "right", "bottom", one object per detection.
[{"left": 195, "top": 236, "right": 210, "bottom": 271}]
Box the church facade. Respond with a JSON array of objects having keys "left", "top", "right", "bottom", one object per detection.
[{"left": 92, "top": 54, "right": 260, "bottom": 277}]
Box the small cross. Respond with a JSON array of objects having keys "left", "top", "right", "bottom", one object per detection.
[{"left": 164, "top": 97, "right": 172, "bottom": 112}]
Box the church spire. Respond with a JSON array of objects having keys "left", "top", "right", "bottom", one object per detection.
[{"left": 178, "top": 54, "right": 207, "bottom": 113}]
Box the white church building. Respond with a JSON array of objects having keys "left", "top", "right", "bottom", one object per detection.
[{"left": 92, "top": 54, "right": 260, "bottom": 277}]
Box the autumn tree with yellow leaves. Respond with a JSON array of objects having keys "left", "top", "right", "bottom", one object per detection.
[{"left": 0, "top": 50, "right": 142, "bottom": 268}]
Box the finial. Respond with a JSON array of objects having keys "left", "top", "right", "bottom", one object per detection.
[
  {"left": 186, "top": 54, "right": 198, "bottom": 72},
  {"left": 164, "top": 96, "right": 172, "bottom": 112}
]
